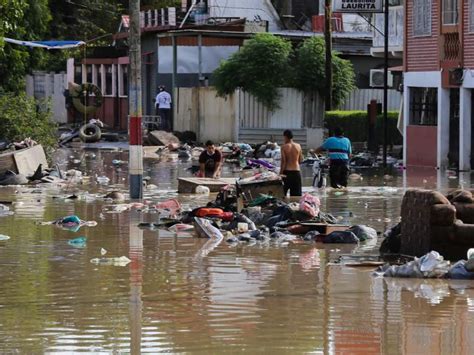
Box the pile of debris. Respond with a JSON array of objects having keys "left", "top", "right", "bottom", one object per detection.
[{"left": 139, "top": 183, "right": 378, "bottom": 249}]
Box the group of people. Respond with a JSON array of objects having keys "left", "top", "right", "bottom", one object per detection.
[
  {"left": 156, "top": 84, "right": 352, "bottom": 195},
  {"left": 280, "top": 128, "right": 352, "bottom": 196},
  {"left": 196, "top": 128, "right": 352, "bottom": 196}
]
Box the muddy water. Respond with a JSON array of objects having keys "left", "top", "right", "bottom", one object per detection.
[{"left": 0, "top": 149, "right": 473, "bottom": 353}]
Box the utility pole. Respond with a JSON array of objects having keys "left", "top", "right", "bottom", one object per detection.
[
  {"left": 324, "top": 0, "right": 333, "bottom": 111},
  {"left": 383, "top": 0, "right": 389, "bottom": 167},
  {"left": 129, "top": 0, "right": 143, "bottom": 199}
]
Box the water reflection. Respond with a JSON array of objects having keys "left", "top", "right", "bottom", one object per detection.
[{"left": 0, "top": 149, "right": 473, "bottom": 353}]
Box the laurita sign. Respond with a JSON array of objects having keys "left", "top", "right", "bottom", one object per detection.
[{"left": 333, "top": 0, "right": 383, "bottom": 13}]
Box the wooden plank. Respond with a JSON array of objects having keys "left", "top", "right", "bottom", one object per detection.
[
  {"left": 178, "top": 177, "right": 236, "bottom": 193},
  {"left": 0, "top": 150, "right": 16, "bottom": 174},
  {"left": 13, "top": 145, "right": 48, "bottom": 176},
  {"left": 237, "top": 179, "right": 285, "bottom": 200}
]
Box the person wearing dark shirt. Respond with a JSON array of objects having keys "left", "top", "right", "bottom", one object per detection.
[{"left": 199, "top": 140, "right": 223, "bottom": 178}]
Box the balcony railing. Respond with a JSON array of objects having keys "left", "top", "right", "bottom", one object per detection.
[
  {"left": 373, "top": 6, "right": 403, "bottom": 48},
  {"left": 442, "top": 32, "right": 461, "bottom": 62},
  {"left": 140, "top": 8, "right": 178, "bottom": 28}
]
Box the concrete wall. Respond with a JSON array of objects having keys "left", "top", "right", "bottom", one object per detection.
[{"left": 26, "top": 72, "right": 67, "bottom": 123}]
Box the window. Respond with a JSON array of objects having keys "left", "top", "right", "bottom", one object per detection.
[
  {"left": 443, "top": 0, "right": 458, "bottom": 25},
  {"left": 410, "top": 88, "right": 438, "bottom": 126},
  {"left": 94, "top": 64, "right": 102, "bottom": 91},
  {"left": 105, "top": 64, "right": 113, "bottom": 95},
  {"left": 86, "top": 65, "right": 92, "bottom": 83},
  {"left": 413, "top": 0, "right": 432, "bottom": 36},
  {"left": 121, "top": 65, "right": 128, "bottom": 96},
  {"left": 74, "top": 65, "right": 82, "bottom": 84}
]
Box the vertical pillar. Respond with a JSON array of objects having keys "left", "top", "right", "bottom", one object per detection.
[
  {"left": 171, "top": 35, "right": 177, "bottom": 132},
  {"left": 129, "top": 0, "right": 143, "bottom": 199},
  {"left": 324, "top": 0, "right": 332, "bottom": 111},
  {"left": 460, "top": 87, "right": 471, "bottom": 171},
  {"left": 402, "top": 84, "right": 410, "bottom": 168},
  {"left": 437, "top": 88, "right": 450, "bottom": 169},
  {"left": 198, "top": 34, "right": 203, "bottom": 82},
  {"left": 382, "top": 0, "right": 389, "bottom": 167}
]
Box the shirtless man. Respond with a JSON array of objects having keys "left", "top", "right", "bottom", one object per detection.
[{"left": 280, "top": 129, "right": 303, "bottom": 196}]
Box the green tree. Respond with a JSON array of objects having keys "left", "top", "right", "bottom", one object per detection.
[
  {"left": 213, "top": 33, "right": 292, "bottom": 110},
  {"left": 0, "top": 0, "right": 51, "bottom": 93},
  {"left": 0, "top": 93, "right": 57, "bottom": 148},
  {"left": 293, "top": 36, "right": 355, "bottom": 107}
]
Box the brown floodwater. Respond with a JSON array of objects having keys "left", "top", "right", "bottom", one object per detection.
[{"left": 0, "top": 148, "right": 473, "bottom": 354}]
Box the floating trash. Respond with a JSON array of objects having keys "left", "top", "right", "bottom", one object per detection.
[
  {"left": 0, "top": 234, "right": 10, "bottom": 241},
  {"left": 68, "top": 236, "right": 87, "bottom": 247},
  {"left": 96, "top": 176, "right": 110, "bottom": 185},
  {"left": 90, "top": 256, "right": 131, "bottom": 266}
]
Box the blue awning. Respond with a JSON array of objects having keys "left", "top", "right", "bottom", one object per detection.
[{"left": 3, "top": 38, "right": 85, "bottom": 49}]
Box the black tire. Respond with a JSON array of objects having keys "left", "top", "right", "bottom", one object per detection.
[{"left": 79, "top": 124, "right": 102, "bottom": 143}]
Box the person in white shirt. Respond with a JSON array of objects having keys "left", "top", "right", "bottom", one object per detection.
[{"left": 155, "top": 85, "right": 172, "bottom": 131}]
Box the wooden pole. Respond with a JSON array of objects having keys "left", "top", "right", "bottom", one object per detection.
[{"left": 129, "top": 0, "right": 143, "bottom": 199}]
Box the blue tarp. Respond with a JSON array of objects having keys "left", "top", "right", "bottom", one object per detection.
[{"left": 3, "top": 38, "right": 85, "bottom": 49}]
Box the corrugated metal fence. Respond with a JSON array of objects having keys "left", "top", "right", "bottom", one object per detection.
[
  {"left": 238, "top": 88, "right": 324, "bottom": 129},
  {"left": 339, "top": 88, "right": 402, "bottom": 111}
]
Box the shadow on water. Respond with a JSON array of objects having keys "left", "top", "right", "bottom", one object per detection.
[{"left": 0, "top": 148, "right": 473, "bottom": 353}]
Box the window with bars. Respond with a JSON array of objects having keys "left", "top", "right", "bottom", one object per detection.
[
  {"left": 410, "top": 88, "right": 438, "bottom": 126},
  {"left": 413, "top": 0, "right": 432, "bottom": 36},
  {"left": 442, "top": 0, "right": 459, "bottom": 25}
]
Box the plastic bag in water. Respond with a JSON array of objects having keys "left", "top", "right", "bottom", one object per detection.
[
  {"left": 323, "top": 231, "right": 359, "bottom": 244},
  {"left": 447, "top": 261, "right": 474, "bottom": 280},
  {"left": 348, "top": 225, "right": 377, "bottom": 241},
  {"left": 90, "top": 256, "right": 131, "bottom": 266},
  {"left": 68, "top": 236, "right": 87, "bottom": 247}
]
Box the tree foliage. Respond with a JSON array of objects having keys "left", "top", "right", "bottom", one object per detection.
[
  {"left": 214, "top": 33, "right": 292, "bottom": 110},
  {"left": 293, "top": 36, "right": 355, "bottom": 107},
  {"left": 0, "top": 93, "right": 57, "bottom": 148},
  {"left": 0, "top": 0, "right": 51, "bottom": 93},
  {"left": 214, "top": 34, "right": 355, "bottom": 109}
]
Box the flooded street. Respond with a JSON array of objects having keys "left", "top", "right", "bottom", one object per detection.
[{"left": 0, "top": 148, "right": 473, "bottom": 353}]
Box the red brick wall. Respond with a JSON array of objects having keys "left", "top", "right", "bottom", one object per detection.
[
  {"left": 463, "top": 1, "right": 474, "bottom": 68},
  {"left": 405, "top": 0, "right": 440, "bottom": 72}
]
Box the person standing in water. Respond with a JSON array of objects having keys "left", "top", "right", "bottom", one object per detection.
[
  {"left": 280, "top": 129, "right": 303, "bottom": 196},
  {"left": 155, "top": 85, "right": 172, "bottom": 131},
  {"left": 315, "top": 127, "right": 352, "bottom": 188}
]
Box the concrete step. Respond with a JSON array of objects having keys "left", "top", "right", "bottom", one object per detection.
[{"left": 239, "top": 128, "right": 307, "bottom": 149}]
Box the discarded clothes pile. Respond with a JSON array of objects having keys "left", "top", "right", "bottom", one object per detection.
[
  {"left": 139, "top": 187, "right": 378, "bottom": 248},
  {"left": 375, "top": 250, "right": 474, "bottom": 279}
]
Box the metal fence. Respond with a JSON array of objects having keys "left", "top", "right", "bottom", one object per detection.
[{"left": 339, "top": 88, "right": 402, "bottom": 111}]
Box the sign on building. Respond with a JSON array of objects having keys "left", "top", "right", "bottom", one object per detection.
[{"left": 332, "top": 0, "right": 384, "bottom": 13}]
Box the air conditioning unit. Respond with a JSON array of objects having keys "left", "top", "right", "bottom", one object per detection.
[{"left": 370, "top": 69, "right": 393, "bottom": 88}]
